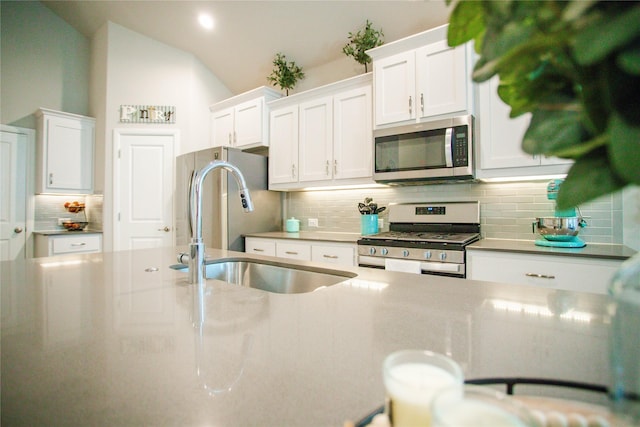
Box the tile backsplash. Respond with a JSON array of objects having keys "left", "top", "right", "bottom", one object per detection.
[
  {"left": 284, "top": 180, "right": 627, "bottom": 245},
  {"left": 34, "top": 194, "right": 103, "bottom": 231}
]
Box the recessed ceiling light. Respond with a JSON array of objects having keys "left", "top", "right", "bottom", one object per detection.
[{"left": 198, "top": 13, "right": 214, "bottom": 30}]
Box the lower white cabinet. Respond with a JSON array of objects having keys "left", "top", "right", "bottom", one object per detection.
[
  {"left": 245, "top": 237, "right": 356, "bottom": 267},
  {"left": 35, "top": 233, "right": 102, "bottom": 257},
  {"left": 467, "top": 249, "right": 622, "bottom": 295}
]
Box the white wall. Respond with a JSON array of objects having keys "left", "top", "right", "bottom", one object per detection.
[
  {"left": 92, "top": 22, "right": 232, "bottom": 251},
  {"left": 0, "top": 1, "right": 90, "bottom": 128}
]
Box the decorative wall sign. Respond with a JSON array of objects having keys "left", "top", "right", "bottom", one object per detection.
[{"left": 119, "top": 105, "right": 176, "bottom": 123}]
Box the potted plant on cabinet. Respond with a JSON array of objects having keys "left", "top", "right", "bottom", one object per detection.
[
  {"left": 342, "top": 19, "right": 384, "bottom": 73},
  {"left": 446, "top": 1, "right": 639, "bottom": 422},
  {"left": 267, "top": 52, "right": 305, "bottom": 96}
]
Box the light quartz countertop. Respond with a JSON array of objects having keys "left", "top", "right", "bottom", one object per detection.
[
  {"left": 468, "top": 238, "right": 636, "bottom": 261},
  {"left": 245, "top": 230, "right": 363, "bottom": 243},
  {"left": 1, "top": 246, "right": 615, "bottom": 426},
  {"left": 32, "top": 229, "right": 103, "bottom": 236}
]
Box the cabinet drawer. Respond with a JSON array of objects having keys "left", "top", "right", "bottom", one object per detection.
[
  {"left": 311, "top": 244, "right": 355, "bottom": 267},
  {"left": 467, "top": 250, "right": 622, "bottom": 295},
  {"left": 276, "top": 242, "right": 311, "bottom": 261},
  {"left": 52, "top": 234, "right": 102, "bottom": 255},
  {"left": 245, "top": 238, "right": 276, "bottom": 257}
]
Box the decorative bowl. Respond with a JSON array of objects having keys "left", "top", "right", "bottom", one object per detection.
[
  {"left": 62, "top": 221, "right": 89, "bottom": 231},
  {"left": 533, "top": 217, "right": 587, "bottom": 241}
]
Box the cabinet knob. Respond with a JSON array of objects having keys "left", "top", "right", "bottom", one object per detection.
[
  {"left": 158, "top": 226, "right": 170, "bottom": 232},
  {"left": 14, "top": 227, "right": 23, "bottom": 234}
]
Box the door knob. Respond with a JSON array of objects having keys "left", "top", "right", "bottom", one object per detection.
[
  {"left": 14, "top": 227, "right": 23, "bottom": 234},
  {"left": 158, "top": 226, "right": 170, "bottom": 232}
]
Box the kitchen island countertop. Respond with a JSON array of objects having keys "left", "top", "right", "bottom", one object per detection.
[{"left": 1, "top": 246, "right": 615, "bottom": 426}]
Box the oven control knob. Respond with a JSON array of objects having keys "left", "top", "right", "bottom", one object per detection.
[
  {"left": 381, "top": 248, "right": 389, "bottom": 256},
  {"left": 368, "top": 247, "right": 376, "bottom": 255},
  {"left": 424, "top": 250, "right": 432, "bottom": 259},
  {"left": 402, "top": 249, "right": 410, "bottom": 257},
  {"left": 439, "top": 252, "right": 447, "bottom": 261}
]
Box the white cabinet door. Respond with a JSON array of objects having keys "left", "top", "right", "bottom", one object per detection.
[
  {"left": 467, "top": 250, "right": 622, "bottom": 295},
  {"left": 211, "top": 107, "right": 234, "bottom": 147},
  {"left": 416, "top": 41, "right": 468, "bottom": 119},
  {"left": 234, "top": 98, "right": 264, "bottom": 148},
  {"left": 299, "top": 97, "right": 333, "bottom": 183},
  {"left": 333, "top": 85, "right": 372, "bottom": 180},
  {"left": 36, "top": 109, "right": 95, "bottom": 194},
  {"left": 374, "top": 51, "right": 415, "bottom": 126},
  {"left": 269, "top": 106, "right": 299, "bottom": 185},
  {"left": 477, "top": 76, "right": 572, "bottom": 176}
]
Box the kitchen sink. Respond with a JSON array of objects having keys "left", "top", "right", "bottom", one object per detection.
[{"left": 170, "top": 257, "right": 357, "bottom": 294}]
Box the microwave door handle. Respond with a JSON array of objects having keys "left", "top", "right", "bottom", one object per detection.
[{"left": 444, "top": 127, "right": 454, "bottom": 167}]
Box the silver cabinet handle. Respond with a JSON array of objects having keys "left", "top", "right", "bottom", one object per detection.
[
  {"left": 285, "top": 251, "right": 298, "bottom": 255},
  {"left": 233, "top": 131, "right": 237, "bottom": 146},
  {"left": 325, "top": 160, "right": 330, "bottom": 176},
  {"left": 157, "top": 226, "right": 170, "bottom": 232},
  {"left": 14, "top": 227, "right": 23, "bottom": 234},
  {"left": 334, "top": 159, "right": 338, "bottom": 175},
  {"left": 71, "top": 242, "right": 87, "bottom": 247},
  {"left": 49, "top": 173, "right": 53, "bottom": 185},
  {"left": 409, "top": 96, "right": 413, "bottom": 115},
  {"left": 420, "top": 93, "right": 424, "bottom": 114},
  {"left": 292, "top": 164, "right": 296, "bottom": 178},
  {"left": 323, "top": 254, "right": 338, "bottom": 259},
  {"left": 525, "top": 273, "right": 556, "bottom": 279},
  {"left": 252, "top": 248, "right": 265, "bottom": 252}
]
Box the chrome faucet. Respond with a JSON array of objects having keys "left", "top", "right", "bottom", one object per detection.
[{"left": 188, "top": 160, "right": 254, "bottom": 286}]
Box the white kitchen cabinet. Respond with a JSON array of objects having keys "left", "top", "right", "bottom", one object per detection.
[
  {"left": 210, "top": 86, "right": 281, "bottom": 150},
  {"left": 368, "top": 24, "right": 472, "bottom": 127},
  {"left": 268, "top": 73, "right": 373, "bottom": 190},
  {"left": 35, "top": 108, "right": 95, "bottom": 194},
  {"left": 35, "top": 233, "right": 103, "bottom": 258},
  {"left": 467, "top": 249, "right": 622, "bottom": 295},
  {"left": 245, "top": 237, "right": 356, "bottom": 267},
  {"left": 475, "top": 76, "right": 572, "bottom": 179}
]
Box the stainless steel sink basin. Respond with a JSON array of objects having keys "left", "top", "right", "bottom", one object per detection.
[{"left": 171, "top": 257, "right": 356, "bottom": 294}]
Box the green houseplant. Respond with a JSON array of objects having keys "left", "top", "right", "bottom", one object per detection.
[
  {"left": 447, "top": 0, "right": 639, "bottom": 210},
  {"left": 342, "top": 20, "right": 384, "bottom": 73},
  {"left": 267, "top": 53, "right": 305, "bottom": 96},
  {"left": 447, "top": 3, "right": 640, "bottom": 421}
]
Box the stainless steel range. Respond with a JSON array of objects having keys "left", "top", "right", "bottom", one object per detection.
[{"left": 357, "top": 202, "right": 480, "bottom": 278}]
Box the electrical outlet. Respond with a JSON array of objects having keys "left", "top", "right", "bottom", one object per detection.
[
  {"left": 378, "top": 218, "right": 384, "bottom": 229},
  {"left": 308, "top": 218, "right": 318, "bottom": 227}
]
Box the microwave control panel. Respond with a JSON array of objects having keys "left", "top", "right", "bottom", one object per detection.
[{"left": 452, "top": 125, "right": 469, "bottom": 167}]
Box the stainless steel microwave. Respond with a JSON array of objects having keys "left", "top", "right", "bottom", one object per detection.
[{"left": 373, "top": 115, "right": 474, "bottom": 183}]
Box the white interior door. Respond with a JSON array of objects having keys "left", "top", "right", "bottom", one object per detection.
[
  {"left": 1, "top": 126, "right": 31, "bottom": 261},
  {"left": 114, "top": 129, "right": 177, "bottom": 251}
]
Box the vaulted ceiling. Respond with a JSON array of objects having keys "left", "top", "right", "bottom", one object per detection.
[{"left": 42, "top": 1, "right": 452, "bottom": 94}]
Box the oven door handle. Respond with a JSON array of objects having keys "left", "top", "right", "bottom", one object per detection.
[
  {"left": 419, "top": 261, "right": 461, "bottom": 274},
  {"left": 444, "top": 127, "right": 453, "bottom": 167}
]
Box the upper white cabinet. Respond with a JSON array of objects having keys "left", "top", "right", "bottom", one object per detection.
[
  {"left": 35, "top": 108, "right": 95, "bottom": 194},
  {"left": 269, "top": 74, "right": 374, "bottom": 190},
  {"left": 475, "top": 76, "right": 572, "bottom": 179},
  {"left": 210, "top": 86, "right": 281, "bottom": 150},
  {"left": 368, "top": 24, "right": 473, "bottom": 127}
]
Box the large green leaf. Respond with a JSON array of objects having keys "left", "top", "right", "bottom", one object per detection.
[
  {"left": 608, "top": 114, "right": 640, "bottom": 185},
  {"left": 617, "top": 40, "right": 640, "bottom": 75},
  {"left": 522, "top": 108, "right": 585, "bottom": 156},
  {"left": 447, "top": 1, "right": 485, "bottom": 47},
  {"left": 556, "top": 152, "right": 626, "bottom": 209},
  {"left": 573, "top": 3, "right": 640, "bottom": 65}
]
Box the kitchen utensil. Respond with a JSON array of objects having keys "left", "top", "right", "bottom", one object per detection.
[{"left": 375, "top": 206, "right": 386, "bottom": 214}]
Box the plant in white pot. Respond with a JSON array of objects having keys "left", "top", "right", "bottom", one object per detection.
[{"left": 446, "top": 0, "right": 639, "bottom": 422}]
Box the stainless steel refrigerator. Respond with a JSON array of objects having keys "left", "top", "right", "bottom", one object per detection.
[{"left": 175, "top": 147, "right": 281, "bottom": 252}]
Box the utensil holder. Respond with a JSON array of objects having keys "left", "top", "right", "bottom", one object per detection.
[{"left": 361, "top": 214, "right": 378, "bottom": 235}]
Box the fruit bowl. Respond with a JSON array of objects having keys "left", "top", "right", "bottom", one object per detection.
[
  {"left": 62, "top": 221, "right": 89, "bottom": 231},
  {"left": 64, "top": 201, "right": 85, "bottom": 213}
]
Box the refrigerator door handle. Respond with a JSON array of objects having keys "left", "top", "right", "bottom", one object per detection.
[{"left": 188, "top": 170, "right": 195, "bottom": 238}]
